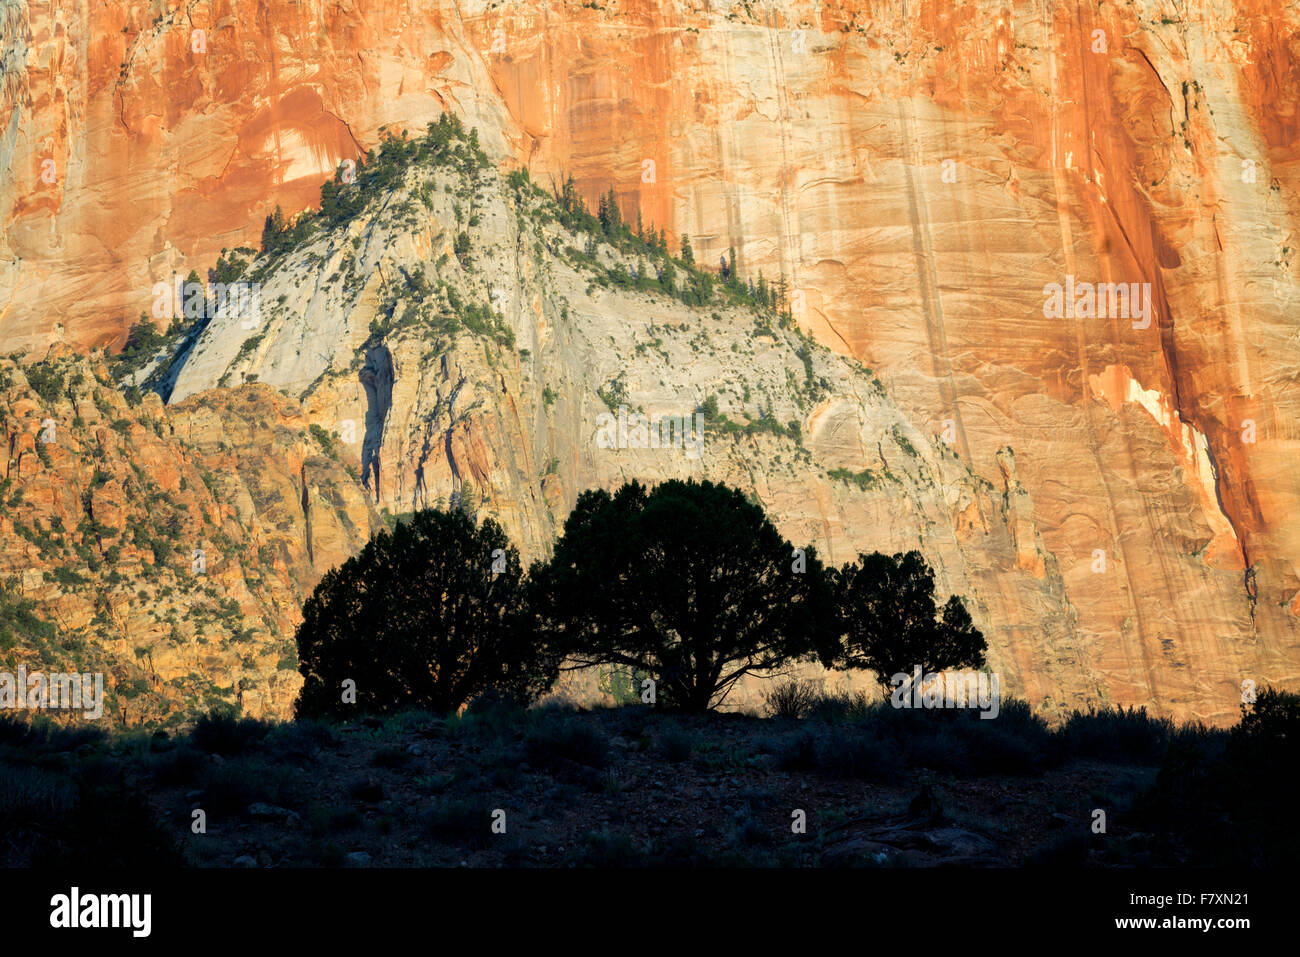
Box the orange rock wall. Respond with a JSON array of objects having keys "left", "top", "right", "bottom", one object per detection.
[{"left": 2, "top": 1, "right": 1298, "bottom": 720}]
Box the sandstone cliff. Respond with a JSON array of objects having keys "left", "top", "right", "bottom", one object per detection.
[
  {"left": 0, "top": 348, "right": 381, "bottom": 723},
  {"left": 154, "top": 119, "right": 1256, "bottom": 722},
  {"left": 2, "top": 1, "right": 1296, "bottom": 722}
]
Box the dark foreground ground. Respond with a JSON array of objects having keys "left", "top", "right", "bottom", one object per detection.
[{"left": 2, "top": 693, "right": 1296, "bottom": 868}]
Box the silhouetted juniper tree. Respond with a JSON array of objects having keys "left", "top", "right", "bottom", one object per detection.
[
  {"left": 294, "top": 509, "right": 557, "bottom": 718},
  {"left": 532, "top": 479, "right": 836, "bottom": 711},
  {"left": 833, "top": 550, "right": 986, "bottom": 688}
]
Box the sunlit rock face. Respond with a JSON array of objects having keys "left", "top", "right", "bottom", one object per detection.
[
  {"left": 0, "top": 349, "right": 382, "bottom": 723},
  {"left": 2, "top": 1, "right": 1298, "bottom": 723}
]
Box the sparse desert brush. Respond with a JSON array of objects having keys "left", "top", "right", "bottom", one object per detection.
[
  {"left": 1126, "top": 688, "right": 1300, "bottom": 866},
  {"left": 202, "top": 754, "right": 306, "bottom": 819},
  {"left": 962, "top": 722, "right": 1052, "bottom": 774},
  {"left": 524, "top": 719, "right": 608, "bottom": 770},
  {"left": 49, "top": 772, "right": 182, "bottom": 868},
  {"left": 1025, "top": 829, "right": 1094, "bottom": 868},
  {"left": 0, "top": 713, "right": 105, "bottom": 753},
  {"left": 807, "top": 688, "right": 877, "bottom": 722},
  {"left": 871, "top": 697, "right": 1057, "bottom": 775},
  {"left": 263, "top": 718, "right": 337, "bottom": 759},
  {"left": 731, "top": 813, "right": 774, "bottom": 847},
  {"left": 347, "top": 776, "right": 384, "bottom": 803},
  {"left": 190, "top": 706, "right": 271, "bottom": 757},
  {"left": 763, "top": 678, "right": 822, "bottom": 718},
  {"left": 566, "top": 830, "right": 644, "bottom": 867},
  {"left": 148, "top": 744, "right": 207, "bottom": 786},
  {"left": 309, "top": 804, "right": 362, "bottom": 837},
  {"left": 464, "top": 691, "right": 528, "bottom": 739},
  {"left": 813, "top": 728, "right": 900, "bottom": 781},
  {"left": 774, "top": 729, "right": 819, "bottom": 772},
  {"left": 657, "top": 723, "right": 693, "bottom": 763},
  {"left": 1059, "top": 704, "right": 1178, "bottom": 764},
  {"left": 612, "top": 703, "right": 653, "bottom": 738},
  {"left": 425, "top": 797, "right": 493, "bottom": 847},
  {"left": 0, "top": 762, "right": 75, "bottom": 828},
  {"left": 370, "top": 745, "right": 412, "bottom": 769},
  {"left": 902, "top": 721, "right": 974, "bottom": 775}
]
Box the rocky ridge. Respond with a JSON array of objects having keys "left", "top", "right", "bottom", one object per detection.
[{"left": 0, "top": 348, "right": 380, "bottom": 724}]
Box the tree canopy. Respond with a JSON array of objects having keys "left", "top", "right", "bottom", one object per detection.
[
  {"left": 292, "top": 482, "right": 988, "bottom": 719},
  {"left": 531, "top": 479, "right": 837, "bottom": 711},
  {"left": 833, "top": 550, "right": 986, "bottom": 688},
  {"left": 294, "top": 509, "right": 557, "bottom": 718}
]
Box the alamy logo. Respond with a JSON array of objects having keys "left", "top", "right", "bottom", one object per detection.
[
  {"left": 595, "top": 405, "right": 705, "bottom": 460},
  {"left": 0, "top": 667, "right": 104, "bottom": 719},
  {"left": 50, "top": 888, "right": 151, "bottom": 937},
  {"left": 151, "top": 273, "right": 262, "bottom": 329},
  {"left": 1042, "top": 275, "right": 1152, "bottom": 329},
  {"left": 890, "top": 666, "right": 1001, "bottom": 719}
]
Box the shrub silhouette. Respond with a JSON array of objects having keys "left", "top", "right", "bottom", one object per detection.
[
  {"left": 833, "top": 550, "right": 986, "bottom": 688},
  {"left": 1220, "top": 687, "right": 1300, "bottom": 852},
  {"left": 524, "top": 719, "right": 609, "bottom": 770},
  {"left": 1059, "top": 704, "right": 1176, "bottom": 764},
  {"left": 658, "top": 724, "right": 693, "bottom": 763},
  {"left": 425, "top": 797, "right": 494, "bottom": 847},
  {"left": 763, "top": 678, "right": 822, "bottom": 718},
  {"left": 1132, "top": 687, "right": 1298, "bottom": 865},
  {"left": 191, "top": 706, "right": 271, "bottom": 757},
  {"left": 532, "top": 479, "right": 837, "bottom": 712},
  {"left": 294, "top": 508, "right": 557, "bottom": 719},
  {"left": 1227, "top": 686, "right": 1300, "bottom": 768}
]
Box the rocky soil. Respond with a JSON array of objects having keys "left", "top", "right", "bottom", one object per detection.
[{"left": 121, "top": 706, "right": 1167, "bottom": 868}]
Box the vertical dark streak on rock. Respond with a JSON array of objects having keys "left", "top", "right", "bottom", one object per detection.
[
  {"left": 300, "top": 463, "right": 313, "bottom": 567},
  {"left": 359, "top": 344, "right": 394, "bottom": 502}
]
